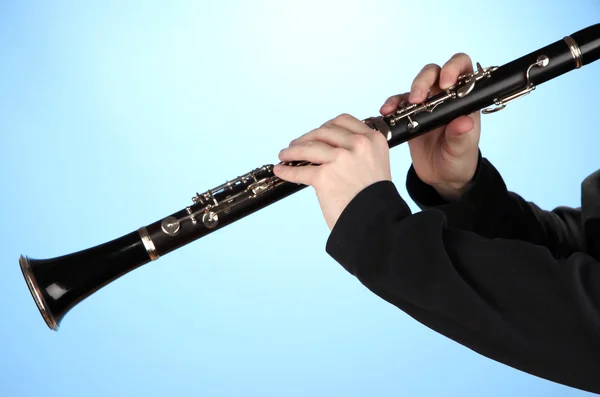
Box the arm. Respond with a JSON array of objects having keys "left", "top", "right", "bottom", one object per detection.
[
  {"left": 326, "top": 181, "right": 600, "bottom": 394},
  {"left": 406, "top": 151, "right": 585, "bottom": 259}
]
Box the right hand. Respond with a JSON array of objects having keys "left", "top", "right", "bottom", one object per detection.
[{"left": 380, "top": 53, "right": 481, "bottom": 201}]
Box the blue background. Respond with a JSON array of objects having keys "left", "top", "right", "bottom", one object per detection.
[{"left": 1, "top": 1, "right": 599, "bottom": 396}]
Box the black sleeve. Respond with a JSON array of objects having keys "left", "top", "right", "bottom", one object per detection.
[
  {"left": 405, "top": 151, "right": 585, "bottom": 259},
  {"left": 326, "top": 181, "right": 600, "bottom": 394}
]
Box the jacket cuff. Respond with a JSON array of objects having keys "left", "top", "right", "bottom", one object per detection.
[
  {"left": 405, "top": 151, "right": 508, "bottom": 232},
  {"left": 326, "top": 180, "right": 411, "bottom": 275}
]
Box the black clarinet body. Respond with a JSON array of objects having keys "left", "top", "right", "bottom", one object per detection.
[
  {"left": 20, "top": 23, "right": 600, "bottom": 330},
  {"left": 379, "top": 23, "right": 600, "bottom": 148}
]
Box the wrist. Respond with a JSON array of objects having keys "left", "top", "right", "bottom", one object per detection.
[{"left": 431, "top": 180, "right": 474, "bottom": 202}]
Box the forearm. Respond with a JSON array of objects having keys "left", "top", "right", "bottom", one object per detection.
[{"left": 327, "top": 181, "right": 600, "bottom": 394}]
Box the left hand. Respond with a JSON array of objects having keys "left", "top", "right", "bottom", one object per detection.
[{"left": 273, "top": 113, "right": 392, "bottom": 230}]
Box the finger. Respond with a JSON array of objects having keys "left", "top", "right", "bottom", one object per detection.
[
  {"left": 290, "top": 125, "right": 355, "bottom": 149},
  {"left": 324, "top": 113, "right": 373, "bottom": 135},
  {"left": 446, "top": 115, "right": 474, "bottom": 136},
  {"left": 290, "top": 113, "right": 369, "bottom": 147},
  {"left": 439, "top": 53, "right": 473, "bottom": 90},
  {"left": 443, "top": 115, "right": 475, "bottom": 152},
  {"left": 380, "top": 93, "right": 409, "bottom": 115},
  {"left": 409, "top": 63, "right": 441, "bottom": 103},
  {"left": 272, "top": 163, "right": 318, "bottom": 186},
  {"left": 278, "top": 141, "right": 339, "bottom": 164}
]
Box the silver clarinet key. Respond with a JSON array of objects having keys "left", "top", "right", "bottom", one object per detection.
[{"left": 161, "top": 216, "right": 181, "bottom": 236}]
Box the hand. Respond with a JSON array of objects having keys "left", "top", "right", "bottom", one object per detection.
[
  {"left": 380, "top": 53, "right": 481, "bottom": 201},
  {"left": 273, "top": 114, "right": 391, "bottom": 230}
]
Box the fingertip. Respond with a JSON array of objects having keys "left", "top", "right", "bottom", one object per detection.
[
  {"left": 380, "top": 104, "right": 393, "bottom": 115},
  {"left": 273, "top": 163, "right": 285, "bottom": 175},
  {"left": 439, "top": 67, "right": 458, "bottom": 90},
  {"left": 440, "top": 54, "right": 473, "bottom": 89},
  {"left": 413, "top": 85, "right": 435, "bottom": 103},
  {"left": 438, "top": 75, "right": 454, "bottom": 90},
  {"left": 460, "top": 115, "right": 475, "bottom": 131},
  {"left": 278, "top": 147, "right": 289, "bottom": 161},
  {"left": 382, "top": 96, "right": 399, "bottom": 109}
]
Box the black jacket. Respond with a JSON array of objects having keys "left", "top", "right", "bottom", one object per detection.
[{"left": 326, "top": 151, "right": 600, "bottom": 394}]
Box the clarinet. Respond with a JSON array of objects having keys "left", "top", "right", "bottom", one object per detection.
[{"left": 20, "top": 24, "right": 600, "bottom": 330}]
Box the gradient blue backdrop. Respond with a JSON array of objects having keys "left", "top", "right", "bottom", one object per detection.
[{"left": 1, "top": 1, "right": 599, "bottom": 396}]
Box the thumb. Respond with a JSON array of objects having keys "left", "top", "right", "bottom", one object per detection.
[{"left": 444, "top": 115, "right": 474, "bottom": 148}]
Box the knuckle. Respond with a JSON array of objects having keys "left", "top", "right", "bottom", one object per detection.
[
  {"left": 385, "top": 94, "right": 400, "bottom": 103},
  {"left": 414, "top": 64, "right": 441, "bottom": 86},
  {"left": 335, "top": 113, "right": 352, "bottom": 123},
  {"left": 387, "top": 93, "right": 409, "bottom": 104},
  {"left": 444, "top": 53, "right": 473, "bottom": 71},
  {"left": 351, "top": 134, "right": 370, "bottom": 150},
  {"left": 296, "top": 144, "right": 311, "bottom": 157},
  {"left": 294, "top": 143, "right": 308, "bottom": 154},
  {"left": 441, "top": 59, "right": 458, "bottom": 71},
  {"left": 453, "top": 52, "right": 471, "bottom": 61},
  {"left": 370, "top": 130, "right": 387, "bottom": 145},
  {"left": 317, "top": 125, "right": 333, "bottom": 137},
  {"left": 411, "top": 80, "right": 427, "bottom": 91},
  {"left": 332, "top": 147, "right": 347, "bottom": 160},
  {"left": 422, "top": 63, "right": 440, "bottom": 72}
]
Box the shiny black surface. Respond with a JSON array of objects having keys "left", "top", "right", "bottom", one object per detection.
[
  {"left": 24, "top": 231, "right": 150, "bottom": 328},
  {"left": 571, "top": 23, "right": 600, "bottom": 65},
  {"left": 386, "top": 34, "right": 589, "bottom": 147},
  {"left": 148, "top": 177, "right": 307, "bottom": 256}
]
